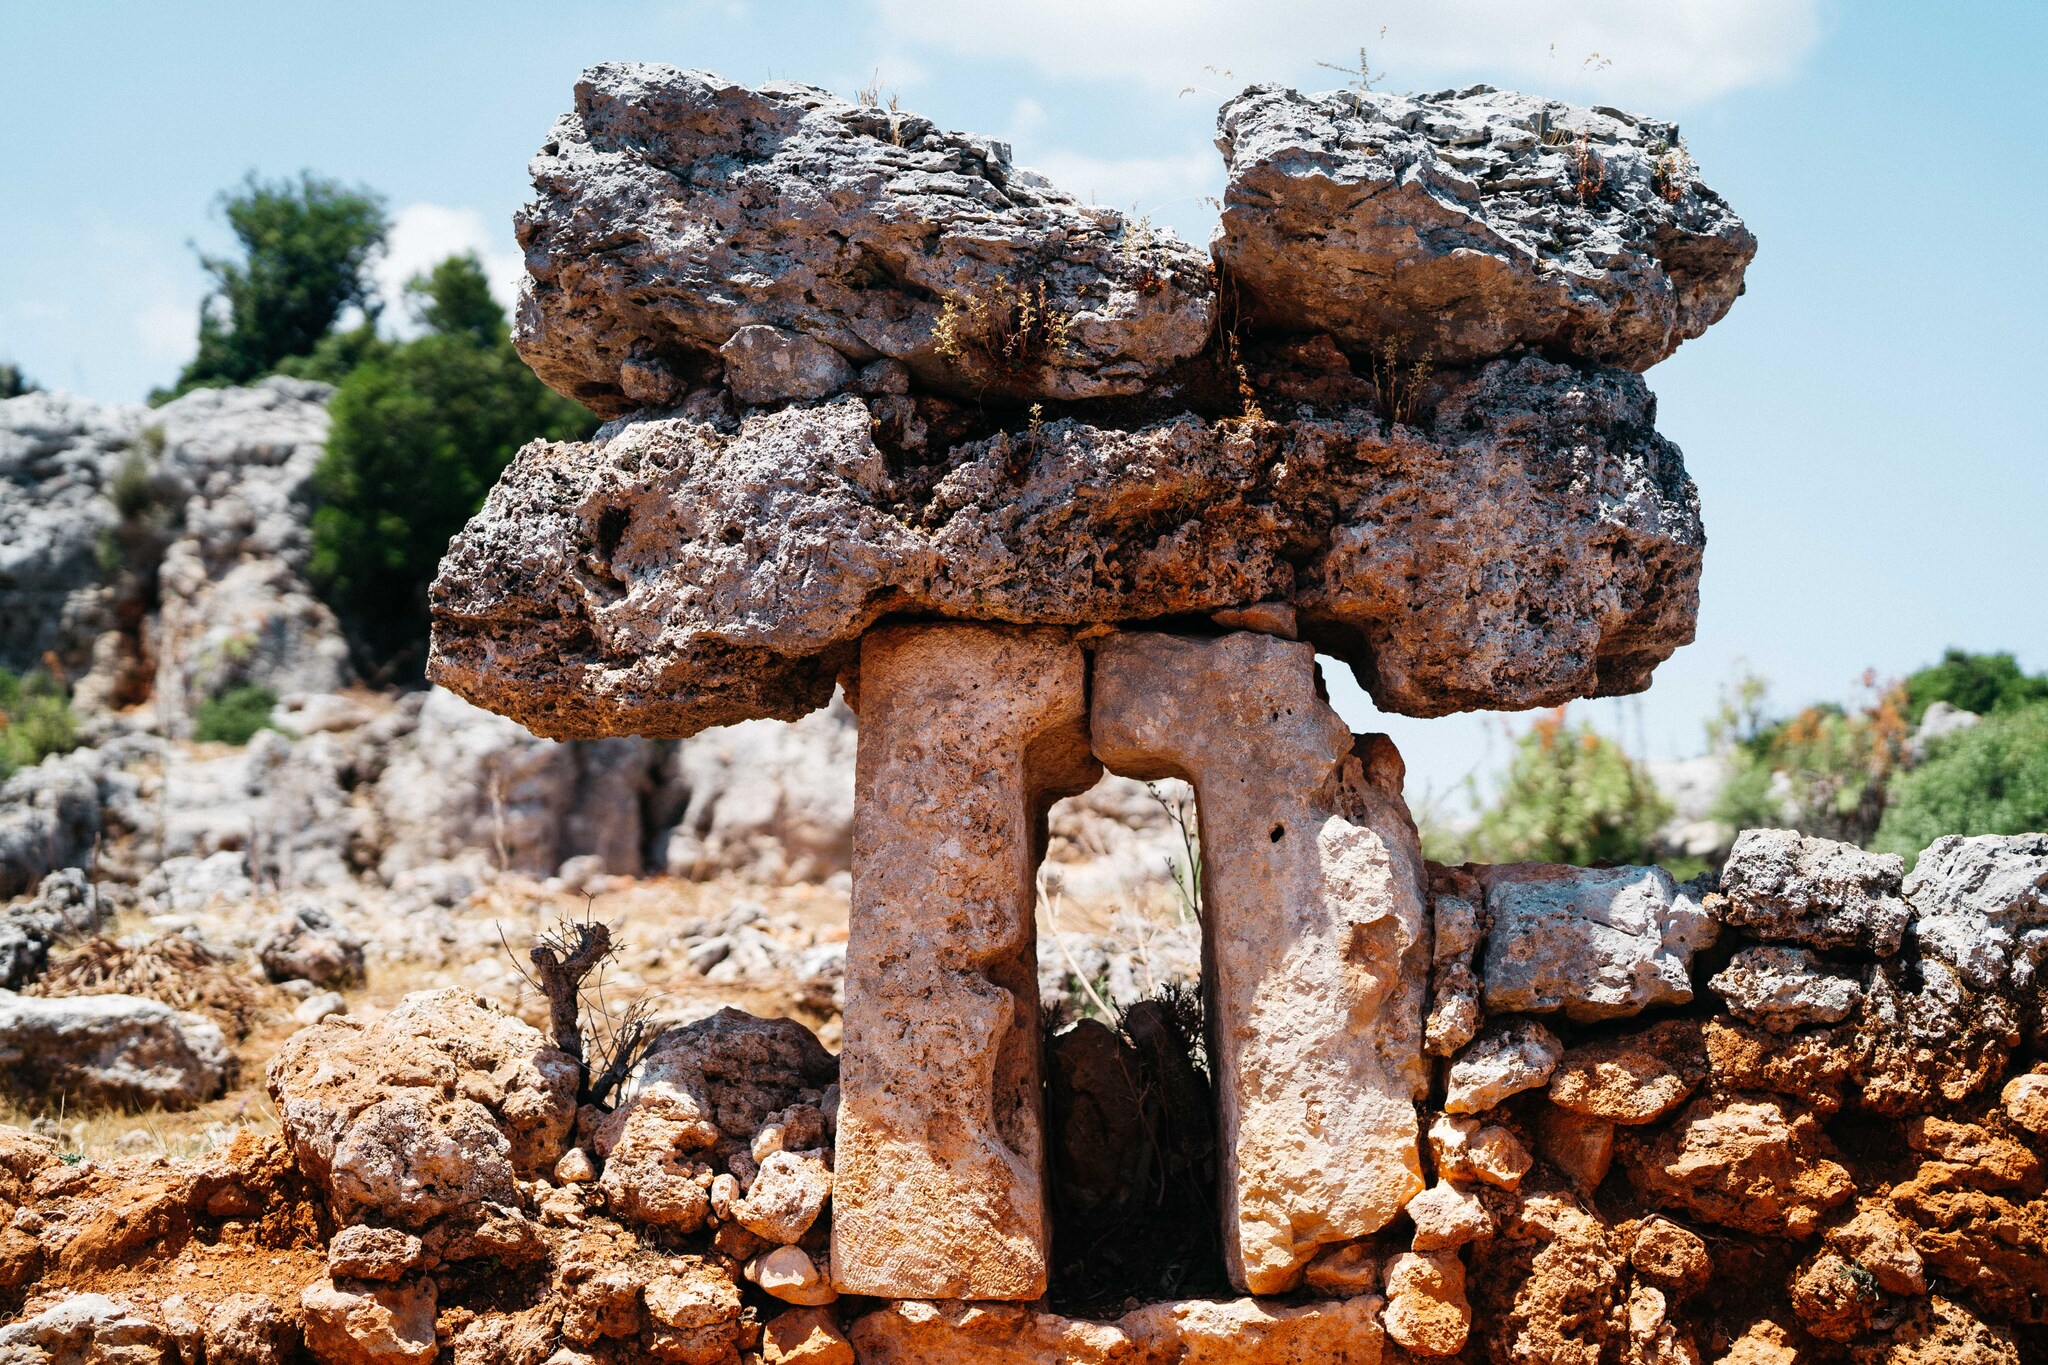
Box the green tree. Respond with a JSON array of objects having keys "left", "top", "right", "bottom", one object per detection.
[
  {"left": 160, "top": 173, "right": 389, "bottom": 399},
  {"left": 310, "top": 253, "right": 595, "bottom": 678},
  {"left": 0, "top": 362, "right": 36, "bottom": 399},
  {"left": 1873, "top": 703, "right": 2048, "bottom": 862},
  {"left": 1901, "top": 649, "right": 2048, "bottom": 725},
  {"left": 1462, "top": 708, "right": 1672, "bottom": 866}
]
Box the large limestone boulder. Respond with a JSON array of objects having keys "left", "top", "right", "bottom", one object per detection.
[
  {"left": 0, "top": 988, "right": 228, "bottom": 1109},
  {"left": 1215, "top": 83, "right": 1754, "bottom": 370},
  {"left": 431, "top": 356, "right": 1702, "bottom": 737},
  {"left": 1472, "top": 863, "right": 1715, "bottom": 1021},
  {"left": 266, "top": 989, "right": 578, "bottom": 1228},
  {"left": 513, "top": 62, "right": 1215, "bottom": 414}
]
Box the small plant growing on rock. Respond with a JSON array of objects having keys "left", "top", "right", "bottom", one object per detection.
[
  {"left": 931, "top": 277, "right": 1074, "bottom": 381},
  {"left": 513, "top": 915, "right": 659, "bottom": 1108},
  {"left": 1649, "top": 138, "right": 1698, "bottom": 203}
]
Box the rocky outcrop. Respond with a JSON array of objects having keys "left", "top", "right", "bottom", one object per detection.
[
  {"left": 0, "top": 378, "right": 349, "bottom": 719},
  {"left": 431, "top": 357, "right": 1702, "bottom": 738},
  {"left": 1214, "top": 84, "right": 1755, "bottom": 370},
  {"left": 512, "top": 63, "right": 1215, "bottom": 415},
  {"left": 0, "top": 987, "right": 228, "bottom": 1108}
]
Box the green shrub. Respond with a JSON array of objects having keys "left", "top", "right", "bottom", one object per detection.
[
  {"left": 0, "top": 362, "right": 35, "bottom": 399},
  {"left": 309, "top": 253, "right": 595, "bottom": 678},
  {"left": 193, "top": 685, "right": 281, "bottom": 746},
  {"left": 1873, "top": 702, "right": 2048, "bottom": 863},
  {"left": 1704, "top": 667, "right": 1909, "bottom": 847},
  {"left": 0, "top": 670, "right": 78, "bottom": 778},
  {"left": 1457, "top": 708, "right": 1671, "bottom": 867},
  {"left": 1901, "top": 649, "right": 2048, "bottom": 725},
  {"left": 158, "top": 173, "right": 389, "bottom": 401}
]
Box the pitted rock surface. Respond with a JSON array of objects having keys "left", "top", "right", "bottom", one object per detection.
[
  {"left": 265, "top": 988, "right": 578, "bottom": 1227},
  {"left": 431, "top": 355, "right": 1702, "bottom": 737},
  {"left": 1215, "top": 83, "right": 1754, "bottom": 370},
  {"left": 513, "top": 63, "right": 1214, "bottom": 415}
]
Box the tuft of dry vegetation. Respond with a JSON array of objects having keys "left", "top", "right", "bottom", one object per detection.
[
  {"left": 25, "top": 935, "right": 277, "bottom": 1039},
  {"left": 931, "top": 277, "right": 1074, "bottom": 380}
]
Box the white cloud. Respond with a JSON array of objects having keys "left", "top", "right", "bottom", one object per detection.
[
  {"left": 376, "top": 203, "right": 524, "bottom": 330},
  {"left": 874, "top": 0, "right": 1825, "bottom": 107}
]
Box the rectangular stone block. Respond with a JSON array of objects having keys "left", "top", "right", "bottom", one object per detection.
[
  {"left": 830, "top": 623, "right": 1098, "bottom": 1300},
  {"left": 1091, "top": 630, "right": 1429, "bottom": 1294}
]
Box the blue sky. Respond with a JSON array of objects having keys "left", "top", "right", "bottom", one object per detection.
[{"left": 5, "top": 1, "right": 2043, "bottom": 800}]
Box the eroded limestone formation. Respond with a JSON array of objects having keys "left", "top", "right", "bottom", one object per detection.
[
  {"left": 831, "top": 624, "right": 1098, "bottom": 1300},
  {"left": 1091, "top": 631, "right": 1428, "bottom": 1294}
]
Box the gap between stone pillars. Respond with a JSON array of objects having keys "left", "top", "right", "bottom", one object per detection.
[
  {"left": 1090, "top": 629, "right": 1432, "bottom": 1295},
  {"left": 831, "top": 622, "right": 1100, "bottom": 1301}
]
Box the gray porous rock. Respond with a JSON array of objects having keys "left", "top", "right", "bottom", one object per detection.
[
  {"left": 1904, "top": 832, "right": 2048, "bottom": 1041},
  {"left": 1443, "top": 1017, "right": 1562, "bottom": 1114},
  {"left": 1710, "top": 946, "right": 1863, "bottom": 1033},
  {"left": 0, "top": 392, "right": 137, "bottom": 675},
  {"left": 513, "top": 62, "right": 1215, "bottom": 414},
  {"left": 431, "top": 354, "right": 1702, "bottom": 737},
  {"left": 0, "top": 1293, "right": 171, "bottom": 1364},
  {"left": 0, "top": 867, "right": 110, "bottom": 989},
  {"left": 1475, "top": 863, "right": 1715, "bottom": 1021},
  {"left": 1718, "top": 827, "right": 1910, "bottom": 957},
  {"left": 0, "top": 750, "right": 104, "bottom": 902},
  {"left": 1215, "top": 83, "right": 1755, "bottom": 370},
  {"left": 0, "top": 988, "right": 229, "bottom": 1109}
]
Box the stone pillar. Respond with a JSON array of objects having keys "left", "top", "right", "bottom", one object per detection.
[
  {"left": 1091, "top": 630, "right": 1430, "bottom": 1295},
  {"left": 831, "top": 623, "right": 1100, "bottom": 1301}
]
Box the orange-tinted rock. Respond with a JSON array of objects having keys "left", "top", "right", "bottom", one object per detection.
[
  {"left": 1534, "top": 1104, "right": 1614, "bottom": 1197},
  {"left": 1629, "top": 1216, "right": 1710, "bottom": 1297},
  {"left": 1790, "top": 1251, "right": 1883, "bottom": 1342},
  {"left": 1430, "top": 1114, "right": 1533, "bottom": 1192},
  {"left": 762, "top": 1306, "right": 854, "bottom": 1365},
  {"left": 1618, "top": 1094, "right": 1853, "bottom": 1238},
  {"left": 1549, "top": 1020, "right": 1706, "bottom": 1124},
  {"left": 2001, "top": 1070, "right": 2048, "bottom": 1136},
  {"left": 832, "top": 625, "right": 1098, "bottom": 1301},
  {"left": 846, "top": 1294, "right": 1386, "bottom": 1364},
  {"left": 1092, "top": 630, "right": 1428, "bottom": 1293},
  {"left": 1383, "top": 1249, "right": 1470, "bottom": 1358},
  {"left": 1846, "top": 1295, "right": 2022, "bottom": 1365},
  {"left": 1716, "top": 1320, "right": 1797, "bottom": 1365},
  {"left": 1904, "top": 1116, "right": 2042, "bottom": 1190},
  {"left": 1823, "top": 1199, "right": 1925, "bottom": 1295},
  {"left": 1701, "top": 1019, "right": 1855, "bottom": 1116}
]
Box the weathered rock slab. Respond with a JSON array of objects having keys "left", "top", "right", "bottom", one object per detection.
[
  {"left": 1215, "top": 83, "right": 1754, "bottom": 370},
  {"left": 0, "top": 988, "right": 228, "bottom": 1109},
  {"left": 831, "top": 624, "right": 1098, "bottom": 1301},
  {"left": 847, "top": 1294, "right": 1386, "bottom": 1364},
  {"left": 1092, "top": 630, "right": 1428, "bottom": 1294},
  {"left": 514, "top": 63, "right": 1214, "bottom": 414},
  {"left": 1475, "top": 863, "right": 1714, "bottom": 1020},
  {"left": 431, "top": 355, "right": 1702, "bottom": 737}
]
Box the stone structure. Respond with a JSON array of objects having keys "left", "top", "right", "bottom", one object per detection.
[
  {"left": 420, "top": 58, "right": 1753, "bottom": 1341},
  {"left": 1091, "top": 630, "right": 1427, "bottom": 1293},
  {"left": 832, "top": 624, "right": 1097, "bottom": 1299}
]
